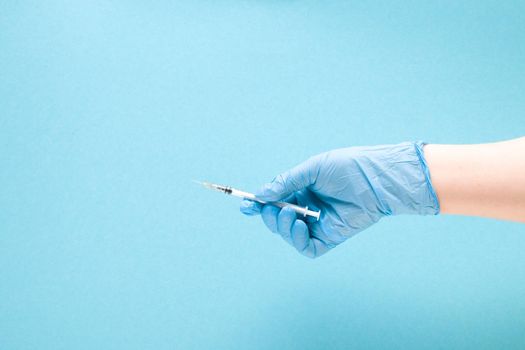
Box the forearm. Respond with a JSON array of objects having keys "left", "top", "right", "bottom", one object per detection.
[{"left": 424, "top": 137, "right": 525, "bottom": 222}]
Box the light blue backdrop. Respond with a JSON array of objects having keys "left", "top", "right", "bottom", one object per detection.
[{"left": 1, "top": 1, "right": 525, "bottom": 349}]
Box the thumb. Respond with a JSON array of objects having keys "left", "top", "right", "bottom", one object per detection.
[{"left": 256, "top": 157, "right": 318, "bottom": 201}]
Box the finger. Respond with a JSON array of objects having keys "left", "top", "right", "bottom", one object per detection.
[
  {"left": 256, "top": 157, "right": 319, "bottom": 201},
  {"left": 290, "top": 219, "right": 309, "bottom": 252},
  {"left": 277, "top": 206, "right": 297, "bottom": 244},
  {"left": 239, "top": 200, "right": 262, "bottom": 216},
  {"left": 290, "top": 220, "right": 331, "bottom": 259},
  {"left": 261, "top": 205, "right": 281, "bottom": 233},
  {"left": 281, "top": 193, "right": 298, "bottom": 205},
  {"left": 300, "top": 223, "right": 334, "bottom": 258},
  {"left": 301, "top": 237, "right": 332, "bottom": 259}
]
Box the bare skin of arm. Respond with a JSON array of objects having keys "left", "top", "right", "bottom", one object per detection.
[{"left": 424, "top": 137, "right": 525, "bottom": 223}]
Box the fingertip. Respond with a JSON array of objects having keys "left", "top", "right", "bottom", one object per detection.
[
  {"left": 254, "top": 183, "right": 272, "bottom": 200},
  {"left": 255, "top": 180, "right": 285, "bottom": 201},
  {"left": 239, "top": 200, "right": 261, "bottom": 216}
]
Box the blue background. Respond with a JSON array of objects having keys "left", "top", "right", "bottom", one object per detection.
[{"left": 1, "top": 1, "right": 525, "bottom": 349}]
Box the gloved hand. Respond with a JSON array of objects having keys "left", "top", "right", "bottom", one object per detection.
[{"left": 240, "top": 141, "right": 440, "bottom": 258}]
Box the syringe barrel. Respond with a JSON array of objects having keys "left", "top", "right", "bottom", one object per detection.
[
  {"left": 230, "top": 188, "right": 321, "bottom": 221},
  {"left": 261, "top": 201, "right": 321, "bottom": 221}
]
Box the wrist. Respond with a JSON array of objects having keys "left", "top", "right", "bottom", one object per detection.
[{"left": 374, "top": 141, "right": 440, "bottom": 216}]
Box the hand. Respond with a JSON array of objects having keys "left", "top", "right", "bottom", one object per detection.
[{"left": 240, "top": 141, "right": 440, "bottom": 258}]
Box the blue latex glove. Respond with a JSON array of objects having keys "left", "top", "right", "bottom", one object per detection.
[{"left": 240, "top": 141, "right": 440, "bottom": 258}]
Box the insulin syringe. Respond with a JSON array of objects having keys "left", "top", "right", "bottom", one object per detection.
[{"left": 194, "top": 180, "right": 321, "bottom": 221}]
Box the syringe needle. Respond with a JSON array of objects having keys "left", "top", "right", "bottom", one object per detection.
[{"left": 192, "top": 180, "right": 215, "bottom": 190}]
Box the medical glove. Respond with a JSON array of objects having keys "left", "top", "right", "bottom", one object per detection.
[{"left": 240, "top": 141, "right": 440, "bottom": 258}]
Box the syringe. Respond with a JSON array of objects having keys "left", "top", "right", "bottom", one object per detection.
[{"left": 194, "top": 180, "right": 321, "bottom": 221}]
